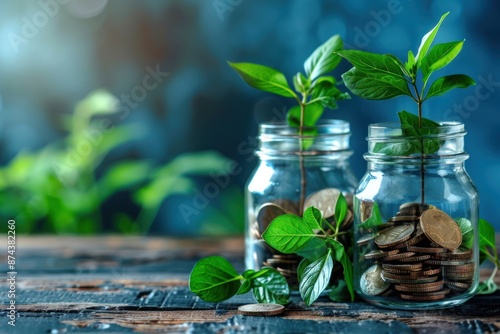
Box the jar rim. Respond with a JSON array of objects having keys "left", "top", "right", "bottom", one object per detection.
[
  {"left": 260, "top": 119, "right": 350, "bottom": 135},
  {"left": 368, "top": 121, "right": 465, "bottom": 139}
]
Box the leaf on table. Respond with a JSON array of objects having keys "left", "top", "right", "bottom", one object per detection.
[
  {"left": 251, "top": 268, "right": 290, "bottom": 305},
  {"left": 189, "top": 256, "right": 241, "bottom": 302}
]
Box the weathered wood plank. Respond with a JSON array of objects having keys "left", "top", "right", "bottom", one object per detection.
[{"left": 0, "top": 236, "right": 498, "bottom": 334}]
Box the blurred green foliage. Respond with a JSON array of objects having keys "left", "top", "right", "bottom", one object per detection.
[{"left": 0, "top": 90, "right": 243, "bottom": 234}]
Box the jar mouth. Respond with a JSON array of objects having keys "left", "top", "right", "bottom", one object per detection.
[
  {"left": 260, "top": 120, "right": 350, "bottom": 136},
  {"left": 365, "top": 121, "right": 467, "bottom": 160},
  {"left": 368, "top": 122, "right": 465, "bottom": 140},
  {"left": 257, "top": 119, "right": 353, "bottom": 158}
]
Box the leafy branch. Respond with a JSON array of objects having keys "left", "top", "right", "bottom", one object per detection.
[
  {"left": 229, "top": 35, "right": 349, "bottom": 210},
  {"left": 262, "top": 193, "right": 355, "bottom": 305},
  {"left": 477, "top": 219, "right": 500, "bottom": 294}
]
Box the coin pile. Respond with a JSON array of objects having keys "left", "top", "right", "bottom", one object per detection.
[
  {"left": 250, "top": 188, "right": 353, "bottom": 288},
  {"left": 358, "top": 202, "right": 475, "bottom": 302}
]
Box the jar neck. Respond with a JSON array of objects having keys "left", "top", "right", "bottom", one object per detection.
[
  {"left": 256, "top": 120, "right": 353, "bottom": 161},
  {"left": 364, "top": 121, "right": 469, "bottom": 164}
]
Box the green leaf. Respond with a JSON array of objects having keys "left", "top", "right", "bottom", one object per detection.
[
  {"left": 98, "top": 161, "right": 151, "bottom": 199},
  {"left": 304, "top": 34, "right": 343, "bottom": 81},
  {"left": 405, "top": 50, "right": 416, "bottom": 75},
  {"left": 228, "top": 62, "right": 296, "bottom": 98},
  {"left": 262, "top": 214, "right": 315, "bottom": 254},
  {"left": 299, "top": 250, "right": 333, "bottom": 306},
  {"left": 296, "top": 237, "right": 328, "bottom": 261},
  {"left": 293, "top": 72, "right": 311, "bottom": 93},
  {"left": 455, "top": 218, "right": 474, "bottom": 250},
  {"left": 251, "top": 268, "right": 290, "bottom": 305},
  {"left": 327, "top": 239, "right": 355, "bottom": 302},
  {"left": 426, "top": 74, "right": 476, "bottom": 99},
  {"left": 310, "top": 80, "right": 349, "bottom": 110},
  {"left": 297, "top": 258, "right": 313, "bottom": 282},
  {"left": 334, "top": 193, "right": 348, "bottom": 230},
  {"left": 189, "top": 256, "right": 241, "bottom": 302},
  {"left": 328, "top": 279, "right": 351, "bottom": 302},
  {"left": 237, "top": 279, "right": 252, "bottom": 295},
  {"left": 477, "top": 279, "right": 498, "bottom": 295},
  {"left": 421, "top": 41, "right": 464, "bottom": 81},
  {"left": 287, "top": 103, "right": 324, "bottom": 128},
  {"left": 341, "top": 68, "right": 411, "bottom": 100},
  {"left": 336, "top": 50, "right": 407, "bottom": 80},
  {"left": 372, "top": 111, "right": 441, "bottom": 156},
  {"left": 415, "top": 12, "right": 450, "bottom": 66},
  {"left": 479, "top": 218, "right": 496, "bottom": 250},
  {"left": 398, "top": 110, "right": 442, "bottom": 154},
  {"left": 359, "top": 201, "right": 383, "bottom": 229},
  {"left": 303, "top": 206, "right": 323, "bottom": 230}
]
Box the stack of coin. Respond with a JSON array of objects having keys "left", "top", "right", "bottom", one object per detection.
[
  {"left": 251, "top": 188, "right": 354, "bottom": 288},
  {"left": 358, "top": 203, "right": 475, "bottom": 302}
]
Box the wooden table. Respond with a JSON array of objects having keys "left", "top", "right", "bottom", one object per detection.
[{"left": 1, "top": 236, "right": 499, "bottom": 333}]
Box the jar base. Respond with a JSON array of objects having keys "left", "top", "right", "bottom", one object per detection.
[{"left": 360, "top": 294, "right": 476, "bottom": 310}]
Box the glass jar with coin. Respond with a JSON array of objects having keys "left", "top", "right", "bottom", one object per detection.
[
  {"left": 353, "top": 122, "right": 479, "bottom": 309},
  {"left": 245, "top": 120, "right": 358, "bottom": 288}
]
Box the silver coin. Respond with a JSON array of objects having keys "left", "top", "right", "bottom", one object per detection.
[
  {"left": 303, "top": 188, "right": 341, "bottom": 218},
  {"left": 360, "top": 264, "right": 390, "bottom": 296},
  {"left": 238, "top": 303, "right": 285, "bottom": 316},
  {"left": 256, "top": 203, "right": 287, "bottom": 232}
]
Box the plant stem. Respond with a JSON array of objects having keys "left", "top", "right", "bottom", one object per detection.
[
  {"left": 412, "top": 83, "right": 425, "bottom": 205},
  {"left": 299, "top": 100, "right": 306, "bottom": 213}
]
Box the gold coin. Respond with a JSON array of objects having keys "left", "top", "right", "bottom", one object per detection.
[
  {"left": 382, "top": 273, "right": 438, "bottom": 284},
  {"left": 384, "top": 252, "right": 416, "bottom": 261},
  {"left": 391, "top": 232, "right": 427, "bottom": 249},
  {"left": 420, "top": 209, "right": 462, "bottom": 251},
  {"left": 238, "top": 303, "right": 285, "bottom": 316},
  {"left": 383, "top": 262, "right": 423, "bottom": 271},
  {"left": 436, "top": 247, "right": 473, "bottom": 260},
  {"left": 444, "top": 263, "right": 475, "bottom": 273},
  {"left": 374, "top": 223, "right": 415, "bottom": 248},
  {"left": 422, "top": 267, "right": 441, "bottom": 276},
  {"left": 399, "top": 294, "right": 446, "bottom": 301},
  {"left": 407, "top": 245, "right": 448, "bottom": 254},
  {"left": 425, "top": 259, "right": 472, "bottom": 266},
  {"left": 411, "top": 288, "right": 451, "bottom": 296},
  {"left": 398, "top": 254, "right": 431, "bottom": 263}
]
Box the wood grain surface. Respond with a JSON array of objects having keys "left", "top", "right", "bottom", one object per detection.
[{"left": 0, "top": 236, "right": 499, "bottom": 333}]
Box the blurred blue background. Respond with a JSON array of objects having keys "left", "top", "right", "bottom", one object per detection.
[{"left": 0, "top": 0, "right": 498, "bottom": 234}]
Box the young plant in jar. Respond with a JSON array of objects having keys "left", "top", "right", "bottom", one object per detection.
[{"left": 337, "top": 12, "right": 484, "bottom": 309}]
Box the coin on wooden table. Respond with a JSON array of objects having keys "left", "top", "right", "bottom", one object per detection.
[
  {"left": 303, "top": 188, "right": 340, "bottom": 219},
  {"left": 238, "top": 303, "right": 285, "bottom": 316},
  {"left": 420, "top": 209, "right": 462, "bottom": 251},
  {"left": 257, "top": 203, "right": 287, "bottom": 232},
  {"left": 360, "top": 264, "right": 390, "bottom": 296},
  {"left": 374, "top": 223, "right": 415, "bottom": 248}
]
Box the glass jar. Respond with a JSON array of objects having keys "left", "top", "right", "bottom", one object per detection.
[
  {"left": 353, "top": 122, "right": 479, "bottom": 309},
  {"left": 245, "top": 120, "right": 358, "bottom": 288}
]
